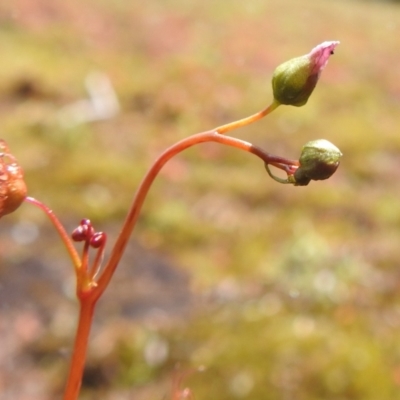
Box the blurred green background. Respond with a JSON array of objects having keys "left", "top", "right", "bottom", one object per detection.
[{"left": 1, "top": 0, "right": 400, "bottom": 399}]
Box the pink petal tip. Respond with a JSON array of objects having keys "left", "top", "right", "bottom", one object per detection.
[{"left": 309, "top": 41, "right": 340, "bottom": 74}]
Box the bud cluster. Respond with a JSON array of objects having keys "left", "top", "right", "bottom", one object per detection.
[{"left": 72, "top": 218, "right": 106, "bottom": 249}]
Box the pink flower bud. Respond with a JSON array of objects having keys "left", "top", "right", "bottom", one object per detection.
[{"left": 272, "top": 41, "right": 339, "bottom": 107}]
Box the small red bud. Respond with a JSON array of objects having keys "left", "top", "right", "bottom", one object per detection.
[
  {"left": 71, "top": 219, "right": 95, "bottom": 241},
  {"left": 89, "top": 232, "right": 106, "bottom": 248},
  {"left": 71, "top": 226, "right": 87, "bottom": 242}
]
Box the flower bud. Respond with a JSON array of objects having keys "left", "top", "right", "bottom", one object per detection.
[
  {"left": 89, "top": 232, "right": 106, "bottom": 249},
  {"left": 294, "top": 139, "right": 342, "bottom": 186},
  {"left": 0, "top": 140, "right": 27, "bottom": 218},
  {"left": 272, "top": 41, "right": 339, "bottom": 107},
  {"left": 71, "top": 219, "right": 95, "bottom": 241}
]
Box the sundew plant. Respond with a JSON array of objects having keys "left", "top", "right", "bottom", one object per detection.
[{"left": 0, "top": 41, "right": 341, "bottom": 399}]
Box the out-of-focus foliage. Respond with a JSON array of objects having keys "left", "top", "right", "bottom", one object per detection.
[{"left": 1, "top": 0, "right": 400, "bottom": 399}]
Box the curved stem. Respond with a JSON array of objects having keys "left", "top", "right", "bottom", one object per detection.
[
  {"left": 95, "top": 130, "right": 293, "bottom": 297},
  {"left": 215, "top": 101, "right": 280, "bottom": 134},
  {"left": 61, "top": 120, "right": 296, "bottom": 399},
  {"left": 24, "top": 196, "right": 81, "bottom": 271}
]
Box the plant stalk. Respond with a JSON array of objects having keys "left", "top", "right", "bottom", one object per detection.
[
  {"left": 96, "top": 130, "right": 293, "bottom": 296},
  {"left": 63, "top": 296, "right": 96, "bottom": 400}
]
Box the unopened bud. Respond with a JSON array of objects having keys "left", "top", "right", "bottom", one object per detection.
[
  {"left": 89, "top": 232, "right": 106, "bottom": 248},
  {"left": 0, "top": 140, "right": 27, "bottom": 218},
  {"left": 294, "top": 139, "right": 342, "bottom": 186},
  {"left": 71, "top": 219, "right": 95, "bottom": 241},
  {"left": 272, "top": 41, "right": 339, "bottom": 107}
]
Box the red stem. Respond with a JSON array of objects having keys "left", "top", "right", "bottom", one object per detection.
[
  {"left": 26, "top": 128, "right": 294, "bottom": 400},
  {"left": 62, "top": 297, "right": 96, "bottom": 400},
  {"left": 24, "top": 196, "right": 81, "bottom": 270},
  {"left": 60, "top": 129, "right": 295, "bottom": 400},
  {"left": 24, "top": 196, "right": 93, "bottom": 400},
  {"left": 24, "top": 104, "right": 286, "bottom": 400},
  {"left": 95, "top": 130, "right": 294, "bottom": 298}
]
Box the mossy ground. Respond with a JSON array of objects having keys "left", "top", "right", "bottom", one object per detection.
[{"left": 1, "top": 0, "right": 400, "bottom": 399}]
